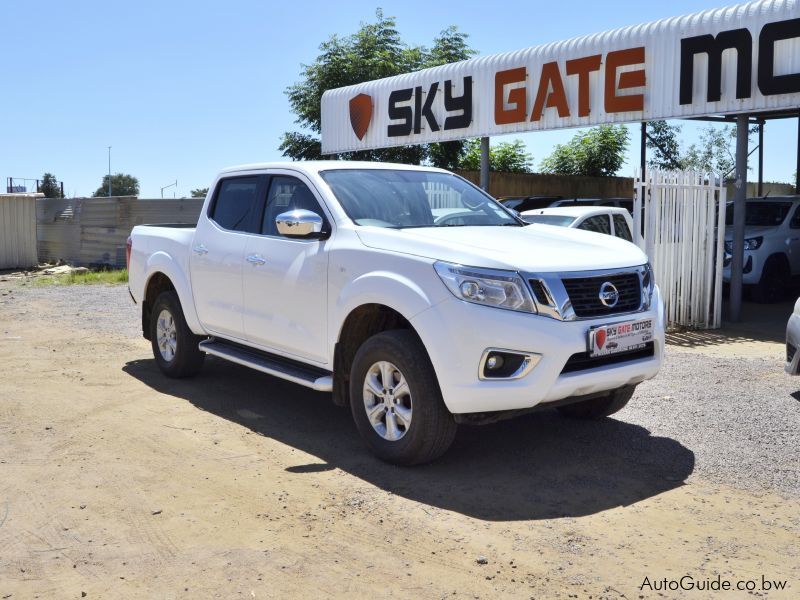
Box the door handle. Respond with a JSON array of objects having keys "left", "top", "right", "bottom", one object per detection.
[
  {"left": 193, "top": 244, "right": 209, "bottom": 255},
  {"left": 246, "top": 254, "right": 266, "bottom": 265}
]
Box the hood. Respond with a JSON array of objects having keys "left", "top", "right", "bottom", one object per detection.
[
  {"left": 724, "top": 226, "right": 774, "bottom": 242},
  {"left": 355, "top": 224, "right": 647, "bottom": 273}
]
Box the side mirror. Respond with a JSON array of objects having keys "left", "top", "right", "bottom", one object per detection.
[{"left": 275, "top": 209, "right": 326, "bottom": 239}]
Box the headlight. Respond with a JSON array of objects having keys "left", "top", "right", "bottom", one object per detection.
[
  {"left": 724, "top": 237, "right": 762, "bottom": 252},
  {"left": 642, "top": 262, "right": 655, "bottom": 308},
  {"left": 744, "top": 236, "right": 763, "bottom": 250},
  {"left": 434, "top": 262, "right": 536, "bottom": 313}
]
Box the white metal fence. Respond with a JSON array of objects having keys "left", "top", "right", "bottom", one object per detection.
[{"left": 633, "top": 170, "right": 726, "bottom": 329}]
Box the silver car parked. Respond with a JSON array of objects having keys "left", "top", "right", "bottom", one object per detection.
[{"left": 786, "top": 297, "right": 800, "bottom": 374}]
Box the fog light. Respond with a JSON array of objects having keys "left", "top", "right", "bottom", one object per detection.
[{"left": 486, "top": 354, "right": 504, "bottom": 370}]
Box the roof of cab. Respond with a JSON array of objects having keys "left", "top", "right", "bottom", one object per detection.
[
  {"left": 219, "top": 161, "right": 451, "bottom": 175},
  {"left": 521, "top": 206, "right": 631, "bottom": 218}
]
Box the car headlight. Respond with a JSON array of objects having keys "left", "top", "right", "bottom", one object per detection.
[
  {"left": 744, "top": 236, "right": 763, "bottom": 250},
  {"left": 434, "top": 262, "right": 536, "bottom": 313},
  {"left": 724, "top": 237, "right": 762, "bottom": 252},
  {"left": 642, "top": 262, "right": 655, "bottom": 308}
]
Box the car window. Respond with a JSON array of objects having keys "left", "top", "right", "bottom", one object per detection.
[
  {"left": 791, "top": 206, "right": 800, "bottom": 229},
  {"left": 209, "top": 177, "right": 261, "bottom": 233},
  {"left": 261, "top": 176, "right": 327, "bottom": 236},
  {"left": 613, "top": 214, "right": 632, "bottom": 241},
  {"left": 577, "top": 215, "right": 611, "bottom": 234},
  {"left": 725, "top": 201, "right": 792, "bottom": 226},
  {"left": 320, "top": 169, "right": 519, "bottom": 229}
]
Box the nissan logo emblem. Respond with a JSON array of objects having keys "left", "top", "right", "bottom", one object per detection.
[{"left": 599, "top": 282, "right": 620, "bottom": 307}]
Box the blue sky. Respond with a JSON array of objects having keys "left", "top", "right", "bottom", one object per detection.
[{"left": 2, "top": 0, "right": 797, "bottom": 197}]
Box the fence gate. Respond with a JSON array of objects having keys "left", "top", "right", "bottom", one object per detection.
[{"left": 633, "top": 169, "right": 726, "bottom": 329}]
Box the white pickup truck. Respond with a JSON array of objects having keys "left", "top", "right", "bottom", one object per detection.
[{"left": 128, "top": 161, "right": 664, "bottom": 464}]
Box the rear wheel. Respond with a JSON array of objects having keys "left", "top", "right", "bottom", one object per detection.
[
  {"left": 752, "top": 256, "right": 789, "bottom": 303},
  {"left": 150, "top": 290, "right": 205, "bottom": 378},
  {"left": 556, "top": 385, "right": 636, "bottom": 420},
  {"left": 349, "top": 330, "right": 456, "bottom": 465}
]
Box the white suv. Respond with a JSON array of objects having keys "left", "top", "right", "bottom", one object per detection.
[{"left": 723, "top": 197, "right": 800, "bottom": 302}]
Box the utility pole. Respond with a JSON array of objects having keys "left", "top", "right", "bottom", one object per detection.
[{"left": 107, "top": 146, "right": 112, "bottom": 197}]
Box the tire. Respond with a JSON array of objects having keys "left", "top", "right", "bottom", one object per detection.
[
  {"left": 150, "top": 290, "right": 205, "bottom": 378},
  {"left": 556, "top": 385, "right": 636, "bottom": 420},
  {"left": 751, "top": 256, "right": 789, "bottom": 303},
  {"left": 349, "top": 330, "right": 457, "bottom": 465}
]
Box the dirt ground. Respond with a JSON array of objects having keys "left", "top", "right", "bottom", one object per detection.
[{"left": 1, "top": 282, "right": 798, "bottom": 599}]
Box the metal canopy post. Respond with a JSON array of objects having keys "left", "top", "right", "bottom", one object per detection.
[
  {"left": 757, "top": 120, "right": 764, "bottom": 196},
  {"left": 797, "top": 111, "right": 800, "bottom": 194},
  {"left": 640, "top": 122, "right": 647, "bottom": 177},
  {"left": 480, "top": 137, "right": 490, "bottom": 192},
  {"left": 730, "top": 114, "right": 749, "bottom": 323}
]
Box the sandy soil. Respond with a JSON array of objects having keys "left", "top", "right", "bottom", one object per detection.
[{"left": 0, "top": 284, "right": 798, "bottom": 599}]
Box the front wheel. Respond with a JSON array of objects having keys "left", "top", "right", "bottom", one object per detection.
[
  {"left": 349, "top": 330, "right": 457, "bottom": 465},
  {"left": 751, "top": 257, "right": 789, "bottom": 303},
  {"left": 150, "top": 290, "right": 205, "bottom": 378},
  {"left": 556, "top": 385, "right": 636, "bottom": 420}
]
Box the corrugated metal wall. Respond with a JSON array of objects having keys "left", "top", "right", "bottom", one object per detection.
[
  {"left": 0, "top": 194, "right": 40, "bottom": 269},
  {"left": 37, "top": 197, "right": 203, "bottom": 268}
]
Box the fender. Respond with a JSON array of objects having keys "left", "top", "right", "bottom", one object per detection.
[
  {"left": 331, "top": 270, "right": 445, "bottom": 357},
  {"left": 144, "top": 251, "right": 205, "bottom": 335}
]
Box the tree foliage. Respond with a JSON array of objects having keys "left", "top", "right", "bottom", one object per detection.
[
  {"left": 645, "top": 121, "right": 684, "bottom": 171},
  {"left": 540, "top": 125, "right": 629, "bottom": 177},
  {"left": 645, "top": 121, "right": 757, "bottom": 177},
  {"left": 458, "top": 139, "right": 533, "bottom": 173},
  {"left": 93, "top": 173, "right": 139, "bottom": 197},
  {"left": 280, "top": 11, "right": 476, "bottom": 166},
  {"left": 39, "top": 173, "right": 62, "bottom": 198},
  {"left": 190, "top": 187, "right": 209, "bottom": 198}
]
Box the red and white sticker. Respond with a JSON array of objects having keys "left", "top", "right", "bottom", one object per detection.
[{"left": 589, "top": 318, "right": 654, "bottom": 357}]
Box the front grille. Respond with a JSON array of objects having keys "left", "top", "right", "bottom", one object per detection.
[
  {"left": 562, "top": 273, "right": 641, "bottom": 318},
  {"left": 561, "top": 342, "right": 655, "bottom": 374},
  {"left": 788, "top": 343, "right": 796, "bottom": 363},
  {"left": 528, "top": 278, "right": 551, "bottom": 305}
]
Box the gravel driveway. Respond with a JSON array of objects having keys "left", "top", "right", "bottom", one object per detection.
[
  {"left": 2, "top": 280, "right": 798, "bottom": 598},
  {"left": 5, "top": 281, "right": 798, "bottom": 497}
]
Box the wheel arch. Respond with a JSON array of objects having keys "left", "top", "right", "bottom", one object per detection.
[
  {"left": 332, "top": 303, "right": 429, "bottom": 408},
  {"left": 141, "top": 259, "right": 203, "bottom": 339}
]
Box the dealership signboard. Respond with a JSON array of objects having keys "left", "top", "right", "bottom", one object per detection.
[{"left": 321, "top": 0, "right": 800, "bottom": 154}]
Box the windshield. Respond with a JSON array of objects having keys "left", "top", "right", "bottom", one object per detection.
[
  {"left": 725, "top": 201, "right": 792, "bottom": 227},
  {"left": 319, "top": 169, "right": 520, "bottom": 228},
  {"left": 521, "top": 214, "right": 576, "bottom": 226}
]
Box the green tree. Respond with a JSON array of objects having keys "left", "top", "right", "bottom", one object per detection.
[
  {"left": 645, "top": 121, "right": 685, "bottom": 171},
  {"left": 191, "top": 187, "right": 209, "bottom": 198},
  {"left": 279, "top": 10, "right": 476, "bottom": 166},
  {"left": 458, "top": 139, "right": 533, "bottom": 173},
  {"left": 540, "top": 125, "right": 629, "bottom": 177},
  {"left": 39, "top": 172, "right": 63, "bottom": 198},
  {"left": 681, "top": 125, "right": 756, "bottom": 177},
  {"left": 93, "top": 173, "right": 140, "bottom": 197}
]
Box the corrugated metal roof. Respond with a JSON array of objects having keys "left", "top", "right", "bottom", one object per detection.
[{"left": 322, "top": 0, "right": 800, "bottom": 153}]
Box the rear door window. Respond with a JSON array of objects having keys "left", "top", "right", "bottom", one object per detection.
[
  {"left": 578, "top": 215, "right": 611, "bottom": 234},
  {"left": 613, "top": 214, "right": 632, "bottom": 241},
  {"left": 209, "top": 177, "right": 262, "bottom": 233}
]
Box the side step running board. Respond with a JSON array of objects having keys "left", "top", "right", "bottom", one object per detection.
[{"left": 199, "top": 339, "right": 333, "bottom": 392}]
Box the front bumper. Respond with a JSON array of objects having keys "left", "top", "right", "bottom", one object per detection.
[
  {"left": 411, "top": 286, "right": 665, "bottom": 414},
  {"left": 786, "top": 313, "right": 800, "bottom": 375},
  {"left": 722, "top": 250, "right": 759, "bottom": 285}
]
